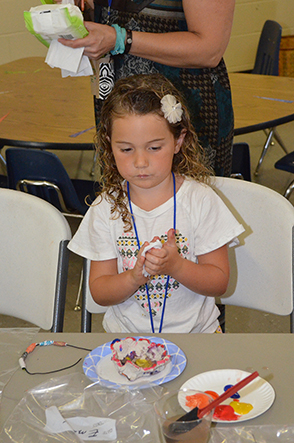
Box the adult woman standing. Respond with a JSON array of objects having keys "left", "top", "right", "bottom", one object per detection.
[{"left": 59, "top": 0, "right": 235, "bottom": 177}]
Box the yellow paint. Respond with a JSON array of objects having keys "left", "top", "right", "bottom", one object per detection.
[
  {"left": 230, "top": 400, "right": 253, "bottom": 415},
  {"left": 134, "top": 358, "right": 153, "bottom": 368}
]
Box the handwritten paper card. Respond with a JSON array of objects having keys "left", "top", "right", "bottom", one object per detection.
[{"left": 44, "top": 406, "right": 117, "bottom": 441}]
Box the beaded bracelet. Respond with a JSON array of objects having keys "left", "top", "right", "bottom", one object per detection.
[{"left": 110, "top": 24, "right": 126, "bottom": 55}]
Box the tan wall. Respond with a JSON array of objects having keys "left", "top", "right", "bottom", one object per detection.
[
  {"left": 226, "top": 0, "right": 294, "bottom": 72},
  {"left": 1, "top": 0, "right": 294, "bottom": 71},
  {"left": 0, "top": 0, "right": 47, "bottom": 65}
]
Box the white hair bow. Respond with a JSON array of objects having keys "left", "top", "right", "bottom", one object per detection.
[{"left": 160, "top": 94, "right": 183, "bottom": 124}]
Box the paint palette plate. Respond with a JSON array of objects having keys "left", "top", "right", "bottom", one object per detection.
[
  {"left": 180, "top": 369, "right": 275, "bottom": 423},
  {"left": 83, "top": 336, "right": 187, "bottom": 389}
]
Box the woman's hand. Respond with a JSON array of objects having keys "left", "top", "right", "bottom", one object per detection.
[
  {"left": 54, "top": 0, "right": 94, "bottom": 7},
  {"left": 58, "top": 21, "right": 116, "bottom": 59}
]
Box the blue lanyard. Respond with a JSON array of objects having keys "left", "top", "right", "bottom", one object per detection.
[
  {"left": 127, "top": 172, "right": 176, "bottom": 333},
  {"left": 106, "top": 0, "right": 112, "bottom": 23}
]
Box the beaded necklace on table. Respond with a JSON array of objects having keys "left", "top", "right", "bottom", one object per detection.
[{"left": 126, "top": 172, "right": 176, "bottom": 333}]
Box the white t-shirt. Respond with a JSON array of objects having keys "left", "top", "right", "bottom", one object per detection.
[{"left": 68, "top": 178, "right": 244, "bottom": 333}]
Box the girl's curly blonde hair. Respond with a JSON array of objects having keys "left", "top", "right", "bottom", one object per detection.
[{"left": 95, "top": 73, "right": 213, "bottom": 231}]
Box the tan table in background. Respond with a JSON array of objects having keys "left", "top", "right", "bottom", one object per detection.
[
  {"left": 1, "top": 58, "right": 294, "bottom": 152},
  {"left": 229, "top": 72, "right": 294, "bottom": 135},
  {"left": 0, "top": 57, "right": 96, "bottom": 150}
]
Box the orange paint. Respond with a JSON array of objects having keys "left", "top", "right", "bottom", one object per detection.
[
  {"left": 204, "top": 390, "right": 219, "bottom": 400},
  {"left": 185, "top": 393, "right": 211, "bottom": 410}
]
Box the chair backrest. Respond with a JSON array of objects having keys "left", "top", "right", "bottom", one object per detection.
[
  {"left": 0, "top": 188, "right": 72, "bottom": 331},
  {"left": 6, "top": 148, "right": 88, "bottom": 216},
  {"left": 252, "top": 20, "right": 282, "bottom": 76},
  {"left": 213, "top": 177, "right": 294, "bottom": 330}
]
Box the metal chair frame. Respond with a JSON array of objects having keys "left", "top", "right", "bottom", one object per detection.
[
  {"left": 274, "top": 152, "right": 294, "bottom": 199},
  {"left": 17, "top": 179, "right": 83, "bottom": 218}
]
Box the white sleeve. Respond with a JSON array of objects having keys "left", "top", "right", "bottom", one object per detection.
[
  {"left": 67, "top": 198, "right": 118, "bottom": 261},
  {"left": 192, "top": 186, "right": 245, "bottom": 256}
]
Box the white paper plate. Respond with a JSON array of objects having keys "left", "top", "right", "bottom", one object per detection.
[
  {"left": 83, "top": 336, "right": 186, "bottom": 389},
  {"left": 180, "top": 369, "right": 275, "bottom": 423}
]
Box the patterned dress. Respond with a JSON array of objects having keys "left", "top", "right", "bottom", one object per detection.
[{"left": 93, "top": 0, "right": 234, "bottom": 176}]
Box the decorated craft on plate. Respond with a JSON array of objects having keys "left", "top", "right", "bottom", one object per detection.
[{"left": 110, "top": 337, "right": 170, "bottom": 381}]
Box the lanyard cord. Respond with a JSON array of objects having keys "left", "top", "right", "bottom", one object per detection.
[
  {"left": 106, "top": 0, "right": 112, "bottom": 23},
  {"left": 127, "top": 173, "right": 176, "bottom": 333}
]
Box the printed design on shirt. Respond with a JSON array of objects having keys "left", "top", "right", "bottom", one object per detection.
[
  {"left": 117, "top": 230, "right": 189, "bottom": 317},
  {"left": 117, "top": 234, "right": 139, "bottom": 270}
]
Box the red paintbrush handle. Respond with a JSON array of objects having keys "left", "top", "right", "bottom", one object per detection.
[{"left": 198, "top": 370, "right": 259, "bottom": 419}]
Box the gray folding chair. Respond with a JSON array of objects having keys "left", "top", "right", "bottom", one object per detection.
[
  {"left": 214, "top": 177, "right": 294, "bottom": 332},
  {"left": 5, "top": 147, "right": 101, "bottom": 312},
  {"left": 0, "top": 188, "right": 71, "bottom": 331}
]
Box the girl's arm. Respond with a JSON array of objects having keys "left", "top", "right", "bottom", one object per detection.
[
  {"left": 89, "top": 243, "right": 149, "bottom": 306},
  {"left": 174, "top": 245, "right": 230, "bottom": 297},
  {"left": 145, "top": 229, "right": 230, "bottom": 297},
  {"left": 58, "top": 0, "right": 235, "bottom": 69}
]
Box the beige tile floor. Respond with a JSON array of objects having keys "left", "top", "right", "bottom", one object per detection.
[{"left": 1, "top": 121, "right": 294, "bottom": 333}]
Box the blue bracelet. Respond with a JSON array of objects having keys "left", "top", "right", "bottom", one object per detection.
[{"left": 110, "top": 24, "right": 126, "bottom": 55}]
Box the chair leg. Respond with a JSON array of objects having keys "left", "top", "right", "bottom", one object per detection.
[
  {"left": 74, "top": 268, "right": 83, "bottom": 311},
  {"left": 0, "top": 145, "right": 6, "bottom": 169},
  {"left": 255, "top": 127, "right": 288, "bottom": 176},
  {"left": 81, "top": 258, "right": 92, "bottom": 332},
  {"left": 273, "top": 128, "right": 288, "bottom": 154},
  {"left": 283, "top": 179, "right": 294, "bottom": 199},
  {"left": 230, "top": 173, "right": 244, "bottom": 180},
  {"left": 254, "top": 128, "right": 274, "bottom": 176},
  {"left": 90, "top": 150, "right": 98, "bottom": 177}
]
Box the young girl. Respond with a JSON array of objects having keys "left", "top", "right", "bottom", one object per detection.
[{"left": 68, "top": 74, "right": 244, "bottom": 334}]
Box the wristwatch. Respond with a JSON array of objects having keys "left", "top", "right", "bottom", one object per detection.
[{"left": 124, "top": 29, "right": 133, "bottom": 54}]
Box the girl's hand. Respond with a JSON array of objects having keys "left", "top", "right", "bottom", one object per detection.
[
  {"left": 89, "top": 244, "right": 149, "bottom": 306},
  {"left": 58, "top": 21, "right": 116, "bottom": 59},
  {"left": 144, "top": 231, "right": 230, "bottom": 297},
  {"left": 129, "top": 241, "right": 150, "bottom": 287},
  {"left": 144, "top": 229, "right": 180, "bottom": 277}
]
